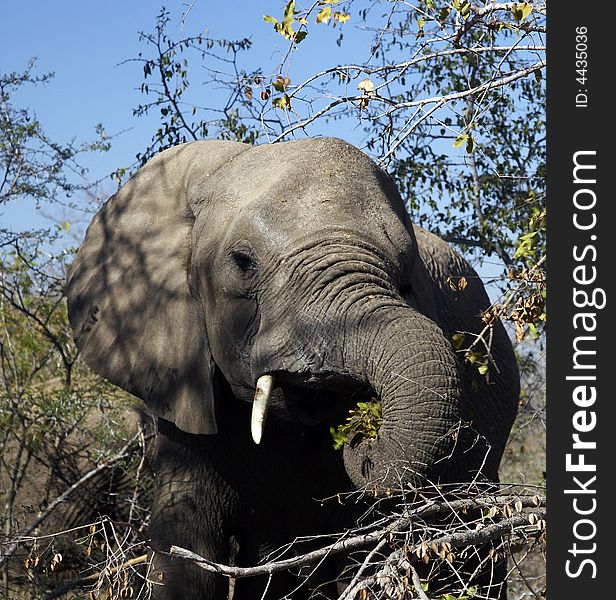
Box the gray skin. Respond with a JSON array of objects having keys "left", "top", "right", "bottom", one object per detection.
[{"left": 66, "top": 138, "right": 519, "bottom": 599}]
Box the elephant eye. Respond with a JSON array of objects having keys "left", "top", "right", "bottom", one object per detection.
[{"left": 231, "top": 249, "right": 258, "bottom": 275}]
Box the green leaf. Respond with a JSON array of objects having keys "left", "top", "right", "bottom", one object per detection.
[
  {"left": 272, "top": 94, "right": 291, "bottom": 110},
  {"left": 451, "top": 333, "right": 465, "bottom": 350},
  {"left": 439, "top": 7, "right": 451, "bottom": 21},
  {"left": 294, "top": 30, "right": 307, "bottom": 43},
  {"left": 453, "top": 0, "right": 471, "bottom": 18},
  {"left": 512, "top": 2, "right": 533, "bottom": 22},
  {"left": 330, "top": 399, "right": 382, "bottom": 450}
]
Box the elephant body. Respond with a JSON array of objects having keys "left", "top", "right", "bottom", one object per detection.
[{"left": 66, "top": 138, "right": 519, "bottom": 599}]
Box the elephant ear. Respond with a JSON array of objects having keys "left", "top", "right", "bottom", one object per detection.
[
  {"left": 65, "top": 141, "right": 250, "bottom": 435},
  {"left": 407, "top": 225, "right": 491, "bottom": 337}
]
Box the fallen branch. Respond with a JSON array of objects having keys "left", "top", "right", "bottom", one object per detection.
[{"left": 166, "top": 494, "right": 545, "bottom": 579}]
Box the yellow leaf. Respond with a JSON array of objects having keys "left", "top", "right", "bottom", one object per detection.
[
  {"left": 316, "top": 6, "right": 332, "bottom": 24},
  {"left": 512, "top": 2, "right": 533, "bottom": 22},
  {"left": 453, "top": 134, "right": 469, "bottom": 148},
  {"left": 283, "top": 0, "right": 296, "bottom": 21},
  {"left": 515, "top": 321, "right": 526, "bottom": 342},
  {"left": 357, "top": 78, "right": 375, "bottom": 93},
  {"left": 334, "top": 11, "right": 350, "bottom": 23}
]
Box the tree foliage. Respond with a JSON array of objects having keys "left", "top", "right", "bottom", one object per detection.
[
  {"left": 0, "top": 63, "right": 110, "bottom": 236},
  {"left": 0, "top": 67, "right": 150, "bottom": 599}
]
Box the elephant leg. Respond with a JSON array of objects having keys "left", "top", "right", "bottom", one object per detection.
[
  {"left": 232, "top": 521, "right": 340, "bottom": 600},
  {"left": 149, "top": 545, "right": 230, "bottom": 600},
  {"left": 148, "top": 495, "right": 233, "bottom": 600},
  {"left": 148, "top": 433, "right": 239, "bottom": 599},
  {"left": 232, "top": 533, "right": 304, "bottom": 600}
]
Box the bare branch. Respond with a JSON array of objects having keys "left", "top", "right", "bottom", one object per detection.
[
  {"left": 271, "top": 60, "right": 545, "bottom": 144},
  {"left": 0, "top": 428, "right": 147, "bottom": 568}
]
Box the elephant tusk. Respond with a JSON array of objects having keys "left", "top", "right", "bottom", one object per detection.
[{"left": 251, "top": 375, "right": 275, "bottom": 444}]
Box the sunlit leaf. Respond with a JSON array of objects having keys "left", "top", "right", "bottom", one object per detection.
[
  {"left": 453, "top": 134, "right": 468, "bottom": 148},
  {"left": 316, "top": 6, "right": 332, "bottom": 24},
  {"left": 357, "top": 78, "right": 375, "bottom": 93}
]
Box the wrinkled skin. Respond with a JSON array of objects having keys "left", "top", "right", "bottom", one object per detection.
[{"left": 66, "top": 138, "right": 519, "bottom": 599}]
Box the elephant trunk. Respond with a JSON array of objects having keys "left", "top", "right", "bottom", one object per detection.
[{"left": 342, "top": 306, "right": 463, "bottom": 490}]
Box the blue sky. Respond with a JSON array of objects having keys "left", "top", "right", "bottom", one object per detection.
[{"left": 1, "top": 1, "right": 370, "bottom": 234}]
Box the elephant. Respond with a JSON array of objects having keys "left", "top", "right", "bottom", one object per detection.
[{"left": 65, "top": 138, "right": 520, "bottom": 599}]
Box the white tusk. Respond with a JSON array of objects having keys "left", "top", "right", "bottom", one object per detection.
[{"left": 251, "top": 374, "right": 274, "bottom": 444}]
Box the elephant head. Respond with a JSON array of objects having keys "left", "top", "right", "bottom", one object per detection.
[{"left": 66, "top": 138, "right": 492, "bottom": 489}]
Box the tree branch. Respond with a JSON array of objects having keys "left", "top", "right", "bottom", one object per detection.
[
  {"left": 0, "top": 429, "right": 146, "bottom": 568},
  {"left": 166, "top": 494, "right": 545, "bottom": 579}
]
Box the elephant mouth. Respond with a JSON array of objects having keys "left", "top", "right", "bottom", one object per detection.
[
  {"left": 282, "top": 381, "right": 370, "bottom": 425},
  {"left": 250, "top": 371, "right": 373, "bottom": 443}
]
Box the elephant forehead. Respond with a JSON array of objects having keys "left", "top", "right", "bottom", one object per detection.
[
  {"left": 196, "top": 184, "right": 412, "bottom": 265},
  {"left": 189, "top": 138, "right": 416, "bottom": 265},
  {"left": 246, "top": 199, "right": 402, "bottom": 249},
  {"left": 221, "top": 139, "right": 389, "bottom": 202}
]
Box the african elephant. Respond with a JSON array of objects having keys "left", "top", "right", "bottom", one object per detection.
[{"left": 65, "top": 138, "right": 519, "bottom": 599}]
